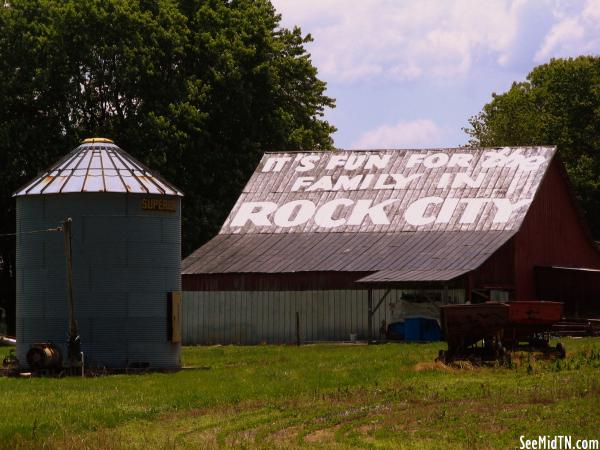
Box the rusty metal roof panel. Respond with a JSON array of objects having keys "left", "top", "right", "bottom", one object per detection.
[
  {"left": 192, "top": 234, "right": 247, "bottom": 273},
  {"left": 14, "top": 140, "right": 183, "bottom": 197},
  {"left": 182, "top": 230, "right": 515, "bottom": 275}
]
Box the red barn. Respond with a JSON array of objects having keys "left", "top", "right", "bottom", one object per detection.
[{"left": 181, "top": 147, "right": 600, "bottom": 344}]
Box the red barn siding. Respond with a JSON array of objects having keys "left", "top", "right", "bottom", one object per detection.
[
  {"left": 514, "top": 159, "right": 600, "bottom": 299},
  {"left": 182, "top": 271, "right": 372, "bottom": 291},
  {"left": 182, "top": 271, "right": 468, "bottom": 292},
  {"left": 470, "top": 237, "right": 515, "bottom": 293},
  {"left": 535, "top": 267, "right": 600, "bottom": 318}
]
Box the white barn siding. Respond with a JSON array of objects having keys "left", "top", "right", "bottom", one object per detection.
[{"left": 182, "top": 288, "right": 464, "bottom": 345}]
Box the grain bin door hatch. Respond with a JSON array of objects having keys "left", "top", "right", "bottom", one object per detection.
[{"left": 168, "top": 292, "right": 182, "bottom": 343}]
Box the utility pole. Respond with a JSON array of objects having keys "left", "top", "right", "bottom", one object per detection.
[
  {"left": 63, "top": 218, "right": 81, "bottom": 367},
  {"left": 367, "top": 289, "right": 373, "bottom": 343}
]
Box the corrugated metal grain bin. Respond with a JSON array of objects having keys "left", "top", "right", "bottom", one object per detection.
[{"left": 14, "top": 138, "right": 183, "bottom": 369}]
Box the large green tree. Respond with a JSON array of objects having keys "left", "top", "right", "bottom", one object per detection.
[
  {"left": 0, "top": 0, "right": 335, "bottom": 247},
  {"left": 0, "top": 0, "right": 335, "bottom": 333},
  {"left": 465, "top": 56, "right": 600, "bottom": 238}
]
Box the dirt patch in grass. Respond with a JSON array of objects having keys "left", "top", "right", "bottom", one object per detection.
[
  {"left": 414, "top": 361, "right": 455, "bottom": 372},
  {"left": 304, "top": 424, "right": 340, "bottom": 444},
  {"left": 269, "top": 424, "right": 302, "bottom": 445}
]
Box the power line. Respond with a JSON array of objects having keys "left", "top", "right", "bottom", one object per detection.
[
  {"left": 0, "top": 227, "right": 62, "bottom": 238},
  {"left": 1, "top": 213, "right": 168, "bottom": 239}
]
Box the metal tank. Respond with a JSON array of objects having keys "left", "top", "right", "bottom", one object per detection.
[{"left": 14, "top": 138, "right": 183, "bottom": 369}]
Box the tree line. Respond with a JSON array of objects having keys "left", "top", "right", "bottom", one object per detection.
[{"left": 465, "top": 56, "right": 600, "bottom": 239}]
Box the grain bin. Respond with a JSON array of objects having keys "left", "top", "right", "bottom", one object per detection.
[{"left": 14, "top": 138, "right": 183, "bottom": 369}]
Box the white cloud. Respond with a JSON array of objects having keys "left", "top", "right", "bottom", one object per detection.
[
  {"left": 271, "top": 0, "right": 545, "bottom": 83},
  {"left": 270, "top": 0, "right": 600, "bottom": 148},
  {"left": 352, "top": 119, "right": 452, "bottom": 149},
  {"left": 535, "top": 0, "right": 600, "bottom": 62},
  {"left": 273, "top": 0, "right": 600, "bottom": 84}
]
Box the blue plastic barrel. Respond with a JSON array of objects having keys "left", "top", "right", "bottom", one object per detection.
[
  {"left": 404, "top": 317, "right": 441, "bottom": 342},
  {"left": 387, "top": 321, "right": 405, "bottom": 340}
]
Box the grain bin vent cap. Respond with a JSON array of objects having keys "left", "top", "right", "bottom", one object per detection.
[{"left": 13, "top": 138, "right": 183, "bottom": 197}]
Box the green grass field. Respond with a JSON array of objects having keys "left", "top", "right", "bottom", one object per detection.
[{"left": 1, "top": 338, "right": 599, "bottom": 449}]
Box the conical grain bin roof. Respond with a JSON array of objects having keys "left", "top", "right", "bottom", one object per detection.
[{"left": 14, "top": 138, "right": 183, "bottom": 197}]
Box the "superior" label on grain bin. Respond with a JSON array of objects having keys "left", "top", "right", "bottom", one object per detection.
[{"left": 142, "top": 198, "right": 177, "bottom": 212}]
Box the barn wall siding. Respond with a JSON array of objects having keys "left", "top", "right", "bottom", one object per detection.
[
  {"left": 515, "top": 160, "right": 600, "bottom": 300},
  {"left": 471, "top": 237, "right": 516, "bottom": 291},
  {"left": 535, "top": 267, "right": 600, "bottom": 318},
  {"left": 182, "top": 272, "right": 370, "bottom": 291},
  {"left": 182, "top": 289, "right": 393, "bottom": 344}
]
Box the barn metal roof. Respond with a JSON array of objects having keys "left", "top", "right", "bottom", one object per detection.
[
  {"left": 355, "top": 268, "right": 471, "bottom": 283},
  {"left": 14, "top": 138, "right": 183, "bottom": 197},
  {"left": 182, "top": 230, "right": 515, "bottom": 276},
  {"left": 184, "top": 147, "right": 556, "bottom": 282},
  {"left": 220, "top": 146, "right": 556, "bottom": 234}
]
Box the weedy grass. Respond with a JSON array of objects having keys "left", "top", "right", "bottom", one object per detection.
[{"left": 1, "top": 338, "right": 599, "bottom": 449}]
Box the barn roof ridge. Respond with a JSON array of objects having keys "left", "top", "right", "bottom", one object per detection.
[{"left": 262, "top": 145, "right": 556, "bottom": 154}]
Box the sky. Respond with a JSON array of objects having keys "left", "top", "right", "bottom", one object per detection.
[{"left": 271, "top": 0, "right": 600, "bottom": 149}]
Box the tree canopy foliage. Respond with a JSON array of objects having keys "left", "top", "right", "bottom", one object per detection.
[
  {"left": 0, "top": 0, "right": 335, "bottom": 333},
  {"left": 0, "top": 0, "right": 335, "bottom": 253},
  {"left": 465, "top": 56, "right": 600, "bottom": 238}
]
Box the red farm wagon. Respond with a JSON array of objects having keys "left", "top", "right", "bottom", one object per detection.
[{"left": 438, "top": 301, "right": 565, "bottom": 364}]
